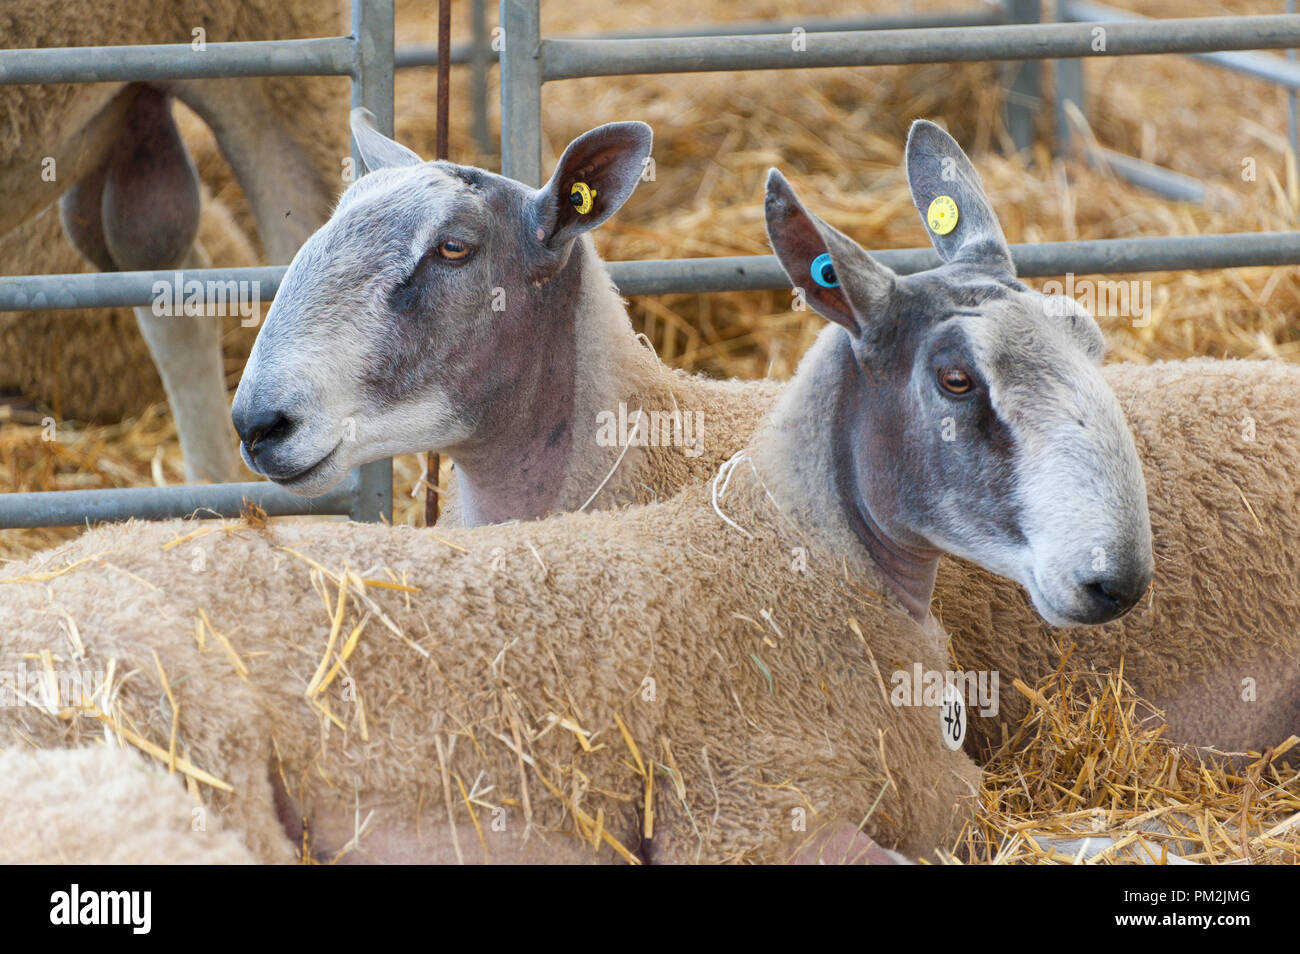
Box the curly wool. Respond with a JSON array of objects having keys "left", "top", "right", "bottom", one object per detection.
[{"left": 0, "top": 470, "right": 978, "bottom": 865}]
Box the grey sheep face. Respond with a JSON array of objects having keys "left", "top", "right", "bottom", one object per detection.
[
  {"left": 231, "top": 111, "right": 653, "bottom": 497},
  {"left": 764, "top": 121, "right": 1152, "bottom": 626}
]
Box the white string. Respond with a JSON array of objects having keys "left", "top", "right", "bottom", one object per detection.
[
  {"left": 711, "top": 450, "right": 753, "bottom": 538},
  {"left": 578, "top": 406, "right": 644, "bottom": 513},
  {"left": 410, "top": 452, "right": 429, "bottom": 499}
]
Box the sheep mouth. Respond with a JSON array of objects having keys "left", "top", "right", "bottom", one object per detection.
[
  {"left": 264, "top": 441, "right": 345, "bottom": 491},
  {"left": 1022, "top": 569, "right": 1083, "bottom": 628}
]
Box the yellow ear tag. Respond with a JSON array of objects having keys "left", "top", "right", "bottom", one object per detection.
[
  {"left": 570, "top": 181, "right": 597, "bottom": 215},
  {"left": 926, "top": 195, "right": 959, "bottom": 236}
]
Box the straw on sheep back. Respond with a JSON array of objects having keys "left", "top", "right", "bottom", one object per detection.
[
  {"left": 0, "top": 746, "right": 256, "bottom": 864},
  {"left": 0, "top": 476, "right": 977, "bottom": 864},
  {"left": 938, "top": 357, "right": 1300, "bottom": 756}
]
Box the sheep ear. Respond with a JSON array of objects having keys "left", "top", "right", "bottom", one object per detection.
[
  {"left": 529, "top": 122, "right": 652, "bottom": 250},
  {"left": 350, "top": 108, "right": 423, "bottom": 173},
  {"left": 905, "top": 120, "right": 1014, "bottom": 278},
  {"left": 764, "top": 168, "right": 894, "bottom": 340}
]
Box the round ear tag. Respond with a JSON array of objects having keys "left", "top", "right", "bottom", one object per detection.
[
  {"left": 570, "top": 181, "right": 597, "bottom": 215},
  {"left": 926, "top": 195, "right": 959, "bottom": 236},
  {"left": 810, "top": 252, "right": 839, "bottom": 288}
]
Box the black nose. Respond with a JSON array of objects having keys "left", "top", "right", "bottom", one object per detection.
[
  {"left": 1081, "top": 575, "right": 1147, "bottom": 622},
  {"left": 233, "top": 405, "right": 294, "bottom": 454}
]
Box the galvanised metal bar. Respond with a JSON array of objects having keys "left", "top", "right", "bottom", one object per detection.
[
  {"left": 1060, "top": 0, "right": 1300, "bottom": 89},
  {"left": 1054, "top": 0, "right": 1085, "bottom": 149},
  {"left": 1291, "top": 0, "right": 1299, "bottom": 161},
  {"left": 605, "top": 232, "right": 1300, "bottom": 295},
  {"left": 0, "top": 478, "right": 358, "bottom": 530},
  {"left": 399, "top": 7, "right": 1008, "bottom": 158},
  {"left": 0, "top": 38, "right": 353, "bottom": 85},
  {"left": 1083, "top": 146, "right": 1208, "bottom": 204},
  {"left": 9, "top": 233, "right": 1295, "bottom": 314},
  {"left": 396, "top": 40, "right": 479, "bottom": 68},
  {"left": 567, "top": 9, "right": 1005, "bottom": 40},
  {"left": 1004, "top": 0, "right": 1043, "bottom": 153},
  {"left": 469, "top": 0, "right": 492, "bottom": 152},
  {"left": 1049, "top": 1, "right": 1209, "bottom": 202},
  {"left": 394, "top": 7, "right": 1006, "bottom": 66},
  {"left": 349, "top": 0, "right": 396, "bottom": 523},
  {"left": 500, "top": 0, "right": 543, "bottom": 185},
  {"left": 0, "top": 267, "right": 284, "bottom": 312},
  {"left": 540, "top": 15, "right": 1300, "bottom": 81}
]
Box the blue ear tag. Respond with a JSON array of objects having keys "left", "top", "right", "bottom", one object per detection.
[{"left": 810, "top": 252, "right": 839, "bottom": 289}]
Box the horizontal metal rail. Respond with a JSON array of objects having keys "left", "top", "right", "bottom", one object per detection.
[
  {"left": 0, "top": 476, "right": 357, "bottom": 529},
  {"left": 2, "top": 232, "right": 1297, "bottom": 313},
  {"left": 396, "top": 40, "right": 480, "bottom": 68},
  {"left": 393, "top": 7, "right": 1005, "bottom": 68},
  {"left": 540, "top": 15, "right": 1300, "bottom": 81},
  {"left": 607, "top": 232, "right": 1300, "bottom": 294},
  {"left": 1061, "top": 0, "right": 1300, "bottom": 90},
  {"left": 0, "top": 37, "right": 354, "bottom": 84},
  {"left": 0, "top": 267, "right": 285, "bottom": 312},
  {"left": 1084, "top": 146, "right": 1208, "bottom": 204}
]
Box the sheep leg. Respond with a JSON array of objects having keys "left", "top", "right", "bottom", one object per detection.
[
  {"left": 58, "top": 86, "right": 240, "bottom": 483},
  {"left": 130, "top": 257, "right": 241, "bottom": 484},
  {"left": 169, "top": 78, "right": 338, "bottom": 265}
]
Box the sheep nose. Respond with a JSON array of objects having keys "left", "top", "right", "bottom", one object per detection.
[
  {"left": 1080, "top": 573, "right": 1148, "bottom": 622},
  {"left": 234, "top": 405, "right": 294, "bottom": 455}
]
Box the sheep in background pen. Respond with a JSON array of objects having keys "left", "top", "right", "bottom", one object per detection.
[{"left": 0, "top": 0, "right": 349, "bottom": 482}]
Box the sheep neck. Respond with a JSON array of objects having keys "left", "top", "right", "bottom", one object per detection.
[
  {"left": 450, "top": 239, "right": 649, "bottom": 526},
  {"left": 752, "top": 326, "right": 940, "bottom": 624},
  {"left": 837, "top": 340, "right": 942, "bottom": 623}
]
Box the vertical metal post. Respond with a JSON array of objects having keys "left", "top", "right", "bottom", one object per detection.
[
  {"left": 1289, "top": 0, "right": 1299, "bottom": 162},
  {"left": 1004, "top": 0, "right": 1042, "bottom": 154},
  {"left": 500, "top": 0, "right": 543, "bottom": 184},
  {"left": 1054, "top": 0, "right": 1084, "bottom": 153},
  {"left": 350, "top": 0, "right": 396, "bottom": 523},
  {"left": 471, "top": 0, "right": 492, "bottom": 154}
]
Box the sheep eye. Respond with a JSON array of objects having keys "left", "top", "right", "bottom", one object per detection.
[
  {"left": 437, "top": 239, "right": 471, "bottom": 261},
  {"left": 937, "top": 367, "right": 973, "bottom": 395}
]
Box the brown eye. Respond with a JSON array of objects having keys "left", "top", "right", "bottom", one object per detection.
[
  {"left": 437, "top": 239, "right": 470, "bottom": 261},
  {"left": 938, "top": 367, "right": 973, "bottom": 395}
]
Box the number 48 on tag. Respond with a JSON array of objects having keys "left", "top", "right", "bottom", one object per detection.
[{"left": 940, "top": 681, "right": 966, "bottom": 750}]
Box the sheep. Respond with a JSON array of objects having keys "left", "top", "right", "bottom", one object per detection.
[
  {"left": 0, "top": 0, "right": 349, "bottom": 482},
  {"left": 0, "top": 186, "right": 259, "bottom": 424},
  {"left": 0, "top": 165, "right": 1154, "bottom": 864},
  {"left": 233, "top": 112, "right": 783, "bottom": 526},
  {"left": 0, "top": 747, "right": 256, "bottom": 864},
  {"left": 233, "top": 112, "right": 1296, "bottom": 755}
]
